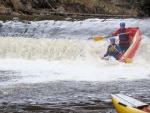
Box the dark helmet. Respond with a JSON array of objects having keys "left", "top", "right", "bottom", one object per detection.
[
  {"left": 120, "top": 22, "right": 125, "bottom": 27},
  {"left": 110, "top": 37, "right": 116, "bottom": 42}
]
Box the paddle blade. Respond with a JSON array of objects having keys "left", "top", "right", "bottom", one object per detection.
[
  {"left": 93, "top": 36, "right": 104, "bottom": 41},
  {"left": 125, "top": 58, "right": 132, "bottom": 63}
]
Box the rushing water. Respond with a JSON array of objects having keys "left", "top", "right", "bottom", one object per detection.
[{"left": 0, "top": 18, "right": 150, "bottom": 113}]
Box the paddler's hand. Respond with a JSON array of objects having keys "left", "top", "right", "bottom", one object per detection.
[
  {"left": 127, "top": 31, "right": 132, "bottom": 34},
  {"left": 101, "top": 56, "right": 104, "bottom": 60},
  {"left": 119, "top": 52, "right": 123, "bottom": 55}
]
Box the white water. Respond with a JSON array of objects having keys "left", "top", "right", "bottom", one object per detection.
[
  {"left": 1, "top": 18, "right": 150, "bottom": 38},
  {"left": 0, "top": 35, "right": 149, "bottom": 86}
]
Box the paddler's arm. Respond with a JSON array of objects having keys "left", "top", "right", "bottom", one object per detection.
[
  {"left": 112, "top": 29, "right": 120, "bottom": 36},
  {"left": 116, "top": 44, "right": 122, "bottom": 54},
  {"left": 101, "top": 45, "right": 110, "bottom": 59}
]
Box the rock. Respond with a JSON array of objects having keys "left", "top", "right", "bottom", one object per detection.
[
  {"left": 0, "top": 5, "right": 12, "bottom": 14},
  {"left": 0, "top": 0, "right": 146, "bottom": 17},
  {"left": 13, "top": 17, "right": 20, "bottom": 22},
  {"left": 0, "top": 22, "right": 2, "bottom": 28},
  {"left": 56, "top": 6, "right": 65, "bottom": 13},
  {"left": 10, "top": 0, "right": 22, "bottom": 12},
  {"left": 140, "top": 0, "right": 150, "bottom": 16}
]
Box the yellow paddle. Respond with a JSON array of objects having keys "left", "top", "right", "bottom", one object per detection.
[
  {"left": 93, "top": 36, "right": 109, "bottom": 41},
  {"left": 122, "top": 56, "right": 132, "bottom": 63},
  {"left": 94, "top": 32, "right": 131, "bottom": 41}
]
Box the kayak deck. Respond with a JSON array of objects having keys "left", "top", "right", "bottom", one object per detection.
[{"left": 111, "top": 94, "right": 149, "bottom": 113}]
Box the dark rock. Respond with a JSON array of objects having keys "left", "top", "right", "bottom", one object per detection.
[
  {"left": 1, "top": 0, "right": 149, "bottom": 17},
  {"left": 139, "top": 0, "right": 150, "bottom": 17},
  {"left": 0, "top": 22, "right": 2, "bottom": 28}
]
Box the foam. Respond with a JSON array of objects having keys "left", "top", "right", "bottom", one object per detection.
[{"left": 0, "top": 35, "right": 149, "bottom": 86}]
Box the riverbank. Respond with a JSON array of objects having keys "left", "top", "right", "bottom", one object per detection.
[
  {"left": 0, "top": 14, "right": 139, "bottom": 22},
  {"left": 0, "top": 0, "right": 139, "bottom": 17}
]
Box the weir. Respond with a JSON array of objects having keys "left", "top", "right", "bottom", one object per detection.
[
  {"left": 0, "top": 18, "right": 150, "bottom": 39},
  {"left": 0, "top": 18, "right": 150, "bottom": 63},
  {"left": 0, "top": 37, "right": 105, "bottom": 60}
]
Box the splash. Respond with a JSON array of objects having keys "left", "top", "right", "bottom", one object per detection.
[
  {"left": 0, "top": 37, "right": 108, "bottom": 61},
  {"left": 0, "top": 35, "right": 149, "bottom": 64},
  {"left": 133, "top": 35, "right": 150, "bottom": 65},
  {"left": 0, "top": 35, "right": 149, "bottom": 85}
]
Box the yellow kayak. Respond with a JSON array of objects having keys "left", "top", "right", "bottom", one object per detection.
[{"left": 111, "top": 94, "right": 150, "bottom": 113}]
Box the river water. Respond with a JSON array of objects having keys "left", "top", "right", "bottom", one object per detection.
[{"left": 0, "top": 17, "right": 150, "bottom": 113}]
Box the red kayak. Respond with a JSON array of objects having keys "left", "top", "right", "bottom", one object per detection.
[{"left": 119, "top": 27, "right": 141, "bottom": 63}]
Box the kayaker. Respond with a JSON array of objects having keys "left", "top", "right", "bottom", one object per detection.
[
  {"left": 112, "top": 22, "right": 131, "bottom": 52},
  {"left": 101, "top": 37, "right": 122, "bottom": 60}
]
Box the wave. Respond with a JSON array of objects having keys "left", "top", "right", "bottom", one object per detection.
[
  {"left": 0, "top": 36, "right": 149, "bottom": 84},
  {"left": 0, "top": 37, "right": 108, "bottom": 61},
  {"left": 0, "top": 35, "right": 149, "bottom": 64},
  {"left": 133, "top": 35, "right": 150, "bottom": 64}
]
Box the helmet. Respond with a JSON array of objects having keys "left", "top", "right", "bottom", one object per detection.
[
  {"left": 110, "top": 37, "right": 116, "bottom": 42},
  {"left": 120, "top": 22, "right": 125, "bottom": 27}
]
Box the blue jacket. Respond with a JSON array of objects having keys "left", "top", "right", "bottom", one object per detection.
[{"left": 104, "top": 44, "right": 122, "bottom": 60}]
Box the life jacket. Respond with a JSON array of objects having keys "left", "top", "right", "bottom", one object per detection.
[
  {"left": 108, "top": 45, "right": 118, "bottom": 54},
  {"left": 118, "top": 28, "right": 129, "bottom": 42}
]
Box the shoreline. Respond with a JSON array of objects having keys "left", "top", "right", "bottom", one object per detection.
[{"left": 0, "top": 13, "right": 139, "bottom": 21}]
